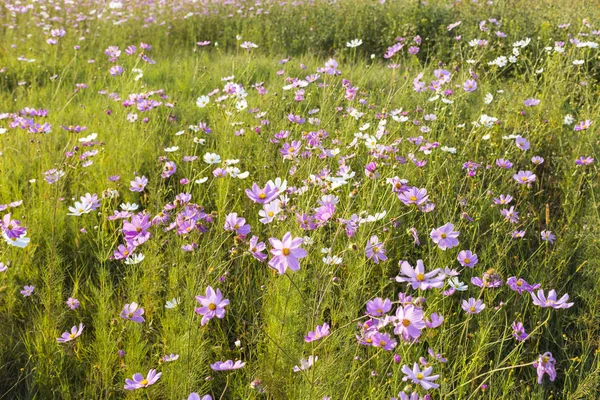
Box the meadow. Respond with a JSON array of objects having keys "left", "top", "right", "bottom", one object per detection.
[{"left": 0, "top": 0, "right": 600, "bottom": 399}]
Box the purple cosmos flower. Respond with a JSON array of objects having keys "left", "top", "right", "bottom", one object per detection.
[
  {"left": 122, "top": 213, "right": 152, "bottom": 246},
  {"left": 66, "top": 297, "right": 80, "bottom": 310},
  {"left": 280, "top": 141, "right": 302, "bottom": 158},
  {"left": 531, "top": 289, "right": 573, "bottom": 309},
  {"left": 371, "top": 332, "right": 397, "bottom": 351},
  {"left": 463, "top": 79, "right": 477, "bottom": 92},
  {"left": 268, "top": 232, "right": 307, "bottom": 274},
  {"left": 540, "top": 230, "right": 556, "bottom": 244},
  {"left": 210, "top": 360, "right": 246, "bottom": 371},
  {"left": 574, "top": 120, "right": 592, "bottom": 131},
  {"left": 109, "top": 65, "right": 124, "bottom": 76},
  {"left": 245, "top": 183, "right": 279, "bottom": 204},
  {"left": 57, "top": 323, "right": 84, "bottom": 343},
  {"left": 396, "top": 260, "right": 444, "bottom": 290},
  {"left": 161, "top": 161, "right": 176, "bottom": 178},
  {"left": 393, "top": 304, "right": 426, "bottom": 341},
  {"left": 523, "top": 98, "right": 540, "bottom": 107},
  {"left": 401, "top": 363, "right": 440, "bottom": 390},
  {"left": 531, "top": 156, "right": 544, "bottom": 165},
  {"left": 195, "top": 286, "right": 229, "bottom": 325},
  {"left": 398, "top": 187, "right": 429, "bottom": 206},
  {"left": 305, "top": 323, "right": 330, "bottom": 342},
  {"left": 365, "top": 235, "right": 387, "bottom": 264},
  {"left": 493, "top": 194, "right": 513, "bottom": 205},
  {"left": 2, "top": 214, "right": 27, "bottom": 239},
  {"left": 506, "top": 277, "right": 540, "bottom": 294},
  {"left": 425, "top": 313, "right": 444, "bottom": 329},
  {"left": 575, "top": 156, "right": 594, "bottom": 165},
  {"left": 471, "top": 270, "right": 502, "bottom": 288},
  {"left": 130, "top": 176, "right": 148, "bottom": 192},
  {"left": 224, "top": 213, "right": 251, "bottom": 236},
  {"left": 366, "top": 298, "right": 392, "bottom": 316},
  {"left": 496, "top": 158, "right": 514, "bottom": 169},
  {"left": 120, "top": 302, "right": 145, "bottom": 323},
  {"left": 515, "top": 136, "right": 530, "bottom": 151},
  {"left": 162, "top": 353, "right": 179, "bottom": 362},
  {"left": 249, "top": 235, "right": 267, "bottom": 262},
  {"left": 512, "top": 321, "right": 528, "bottom": 341},
  {"left": 534, "top": 352, "right": 556, "bottom": 384},
  {"left": 457, "top": 250, "right": 478, "bottom": 267},
  {"left": 188, "top": 394, "right": 212, "bottom": 400},
  {"left": 21, "top": 285, "right": 34, "bottom": 296},
  {"left": 124, "top": 369, "right": 161, "bottom": 390},
  {"left": 461, "top": 298, "right": 485, "bottom": 314},
  {"left": 430, "top": 223, "right": 459, "bottom": 250},
  {"left": 500, "top": 206, "right": 519, "bottom": 224},
  {"left": 513, "top": 170, "right": 537, "bottom": 185}
]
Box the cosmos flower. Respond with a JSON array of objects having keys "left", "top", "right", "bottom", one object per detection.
[
  {"left": 195, "top": 286, "right": 229, "bottom": 325},
  {"left": 365, "top": 235, "right": 387, "bottom": 264},
  {"left": 57, "top": 323, "right": 84, "bottom": 343},
  {"left": 366, "top": 298, "right": 392, "bottom": 317},
  {"left": 393, "top": 304, "right": 426, "bottom": 341},
  {"left": 246, "top": 183, "right": 279, "bottom": 204},
  {"left": 304, "top": 323, "right": 330, "bottom": 342},
  {"left": 401, "top": 363, "right": 440, "bottom": 390},
  {"left": 293, "top": 355, "right": 317, "bottom": 372},
  {"left": 513, "top": 170, "right": 537, "bottom": 185},
  {"left": 456, "top": 250, "right": 478, "bottom": 267},
  {"left": 430, "top": 223, "right": 459, "bottom": 250},
  {"left": 461, "top": 298, "right": 485, "bottom": 314},
  {"left": 120, "top": 302, "right": 145, "bottom": 323},
  {"left": 534, "top": 352, "right": 556, "bottom": 384},
  {"left": 531, "top": 289, "right": 573, "bottom": 309},
  {"left": 396, "top": 260, "right": 444, "bottom": 290},
  {"left": 512, "top": 321, "right": 528, "bottom": 341},
  {"left": 211, "top": 360, "right": 246, "bottom": 371},
  {"left": 268, "top": 232, "right": 308, "bottom": 274},
  {"left": 124, "top": 369, "right": 161, "bottom": 390}
]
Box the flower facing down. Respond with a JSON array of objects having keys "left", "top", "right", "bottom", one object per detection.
[
  {"left": 124, "top": 369, "right": 161, "bottom": 390},
  {"left": 268, "top": 232, "right": 308, "bottom": 274},
  {"left": 401, "top": 363, "right": 440, "bottom": 390},
  {"left": 530, "top": 289, "right": 573, "bottom": 309},
  {"left": 305, "top": 323, "right": 330, "bottom": 342},
  {"left": 534, "top": 352, "right": 556, "bottom": 384},
  {"left": 120, "top": 302, "right": 145, "bottom": 323},
  {"left": 57, "top": 323, "right": 84, "bottom": 343},
  {"left": 195, "top": 286, "right": 229, "bottom": 325},
  {"left": 210, "top": 360, "right": 245, "bottom": 371},
  {"left": 430, "top": 223, "right": 459, "bottom": 250}
]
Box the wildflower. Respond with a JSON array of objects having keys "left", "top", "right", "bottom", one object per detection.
[
  {"left": 393, "top": 304, "right": 426, "bottom": 341},
  {"left": 246, "top": 183, "right": 279, "bottom": 204},
  {"left": 268, "top": 232, "right": 308, "bottom": 274},
  {"left": 224, "top": 213, "right": 251, "bottom": 236},
  {"left": 534, "top": 352, "right": 556, "bottom": 384},
  {"left": 365, "top": 235, "right": 387, "bottom": 264},
  {"left": 401, "top": 363, "right": 440, "bottom": 390},
  {"left": 461, "top": 298, "right": 485, "bottom": 314},
  {"left": 195, "top": 286, "right": 229, "bottom": 325},
  {"left": 304, "top": 323, "right": 330, "bottom": 342},
  {"left": 540, "top": 230, "right": 556, "bottom": 243},
  {"left": 396, "top": 260, "right": 444, "bottom": 290},
  {"left": 531, "top": 289, "right": 573, "bottom": 309},
  {"left": 506, "top": 277, "right": 540, "bottom": 294},
  {"left": 196, "top": 95, "right": 210, "bottom": 108},
  {"left": 293, "top": 355, "right": 317, "bottom": 372},
  {"left": 124, "top": 369, "right": 161, "bottom": 390},
  {"left": 346, "top": 39, "right": 363, "bottom": 48},
  {"left": 162, "top": 354, "right": 179, "bottom": 362},
  {"left": 66, "top": 297, "right": 80, "bottom": 310},
  {"left": 366, "top": 298, "right": 392, "bottom": 317},
  {"left": 130, "top": 176, "right": 148, "bottom": 192},
  {"left": 248, "top": 236, "right": 267, "bottom": 262},
  {"left": 120, "top": 302, "right": 145, "bottom": 323},
  {"left": 463, "top": 79, "right": 477, "bottom": 92},
  {"left": 513, "top": 170, "right": 537, "bottom": 185},
  {"left": 430, "top": 223, "right": 459, "bottom": 250},
  {"left": 575, "top": 156, "right": 594, "bottom": 165},
  {"left": 21, "top": 285, "right": 34, "bottom": 296},
  {"left": 456, "top": 250, "right": 478, "bottom": 267},
  {"left": 523, "top": 98, "right": 540, "bottom": 106},
  {"left": 398, "top": 187, "right": 429, "bottom": 206},
  {"left": 512, "top": 321, "right": 528, "bottom": 341},
  {"left": 57, "top": 323, "right": 84, "bottom": 343}
]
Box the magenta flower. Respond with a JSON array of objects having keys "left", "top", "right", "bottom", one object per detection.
[
  {"left": 122, "top": 213, "right": 152, "bottom": 246},
  {"left": 401, "top": 363, "right": 440, "bottom": 390},
  {"left": 245, "top": 183, "right": 279, "bottom": 204},
  {"left": 461, "top": 298, "right": 485, "bottom": 314},
  {"left": 531, "top": 289, "right": 573, "bottom": 309},
  {"left": 57, "top": 323, "right": 84, "bottom": 343},
  {"left": 365, "top": 235, "right": 387, "bottom": 264},
  {"left": 268, "top": 232, "right": 308, "bottom": 274},
  {"left": 210, "top": 360, "right": 246, "bottom": 371},
  {"left": 366, "top": 298, "right": 392, "bottom": 317},
  {"left": 430, "top": 223, "right": 459, "bottom": 250},
  {"left": 124, "top": 369, "right": 162, "bottom": 390},
  {"left": 456, "top": 250, "right": 478, "bottom": 267},
  {"left": 195, "top": 286, "right": 229, "bottom": 325},
  {"left": 130, "top": 175, "right": 148, "bottom": 192},
  {"left": 304, "top": 323, "right": 330, "bottom": 342},
  {"left": 393, "top": 304, "right": 425, "bottom": 341},
  {"left": 396, "top": 260, "right": 444, "bottom": 290}
]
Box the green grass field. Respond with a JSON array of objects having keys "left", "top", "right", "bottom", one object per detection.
[{"left": 0, "top": 0, "right": 599, "bottom": 399}]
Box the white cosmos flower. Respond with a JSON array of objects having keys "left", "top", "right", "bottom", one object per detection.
[
  {"left": 79, "top": 133, "right": 98, "bottom": 142},
  {"left": 165, "top": 298, "right": 180, "bottom": 309},
  {"left": 203, "top": 152, "right": 221, "bottom": 164},
  {"left": 3, "top": 232, "right": 30, "bottom": 248},
  {"left": 346, "top": 39, "right": 363, "bottom": 48},
  {"left": 124, "top": 253, "right": 145, "bottom": 265},
  {"left": 67, "top": 201, "right": 92, "bottom": 216},
  {"left": 120, "top": 202, "right": 139, "bottom": 211},
  {"left": 175, "top": 130, "right": 185, "bottom": 136},
  {"left": 164, "top": 146, "right": 179, "bottom": 152},
  {"left": 195, "top": 95, "right": 210, "bottom": 108},
  {"left": 448, "top": 277, "right": 468, "bottom": 291},
  {"left": 484, "top": 93, "right": 493, "bottom": 104},
  {"left": 195, "top": 177, "right": 208, "bottom": 184}
]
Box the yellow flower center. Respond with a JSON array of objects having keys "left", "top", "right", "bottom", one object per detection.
[
  {"left": 268, "top": 211, "right": 274, "bottom": 217},
  {"left": 69, "top": 333, "right": 76, "bottom": 339},
  {"left": 464, "top": 258, "right": 470, "bottom": 264},
  {"left": 516, "top": 280, "right": 523, "bottom": 287},
  {"left": 410, "top": 196, "right": 417, "bottom": 201},
  {"left": 140, "top": 379, "right": 148, "bottom": 386},
  {"left": 259, "top": 193, "right": 267, "bottom": 199},
  {"left": 288, "top": 147, "right": 295, "bottom": 153},
  {"left": 208, "top": 303, "right": 217, "bottom": 311},
  {"left": 401, "top": 319, "right": 411, "bottom": 327},
  {"left": 416, "top": 273, "right": 425, "bottom": 281},
  {"left": 379, "top": 340, "right": 386, "bottom": 346},
  {"left": 470, "top": 306, "right": 476, "bottom": 313},
  {"left": 416, "top": 373, "right": 424, "bottom": 380},
  {"left": 441, "top": 233, "right": 447, "bottom": 239},
  {"left": 282, "top": 248, "right": 290, "bottom": 256}
]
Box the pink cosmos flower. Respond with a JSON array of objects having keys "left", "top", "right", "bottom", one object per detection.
[
  {"left": 57, "top": 323, "right": 84, "bottom": 343},
  {"left": 195, "top": 286, "right": 229, "bottom": 325},
  {"left": 268, "top": 232, "right": 308, "bottom": 274}
]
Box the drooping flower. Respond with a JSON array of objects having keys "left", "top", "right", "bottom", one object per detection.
[
  {"left": 534, "top": 352, "right": 556, "bottom": 384},
  {"left": 512, "top": 321, "right": 528, "bottom": 341},
  {"left": 210, "top": 360, "right": 246, "bottom": 371},
  {"left": 268, "top": 232, "right": 308, "bottom": 274},
  {"left": 195, "top": 286, "right": 229, "bottom": 325},
  {"left": 304, "top": 323, "right": 330, "bottom": 342}
]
